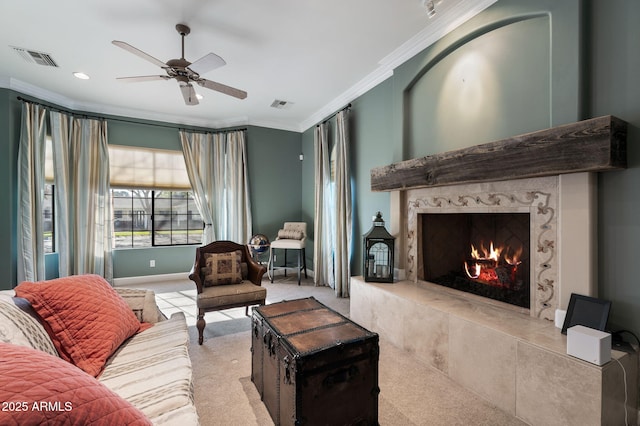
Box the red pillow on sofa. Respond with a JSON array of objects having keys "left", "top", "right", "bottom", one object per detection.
[
  {"left": 14, "top": 274, "right": 145, "bottom": 377},
  {"left": 0, "top": 342, "right": 151, "bottom": 425}
]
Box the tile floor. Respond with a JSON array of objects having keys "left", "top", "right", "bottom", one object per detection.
[{"left": 123, "top": 273, "right": 349, "bottom": 327}]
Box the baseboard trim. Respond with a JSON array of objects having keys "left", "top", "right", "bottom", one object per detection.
[{"left": 113, "top": 272, "right": 188, "bottom": 287}]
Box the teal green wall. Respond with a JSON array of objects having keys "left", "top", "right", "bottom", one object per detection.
[
  {"left": 112, "top": 246, "right": 194, "bottom": 278},
  {"left": 349, "top": 79, "right": 394, "bottom": 274},
  {"left": 0, "top": 91, "right": 18, "bottom": 287},
  {"left": 590, "top": 0, "right": 640, "bottom": 338},
  {"left": 0, "top": 90, "right": 302, "bottom": 285},
  {"left": 247, "top": 126, "right": 303, "bottom": 242}
]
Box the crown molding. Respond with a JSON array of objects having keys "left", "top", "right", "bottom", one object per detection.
[
  {"left": 298, "top": 69, "right": 394, "bottom": 132},
  {"left": 4, "top": 77, "right": 259, "bottom": 130},
  {"left": 248, "top": 118, "right": 304, "bottom": 133}
]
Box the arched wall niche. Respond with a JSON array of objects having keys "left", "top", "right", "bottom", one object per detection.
[{"left": 403, "top": 14, "right": 552, "bottom": 161}]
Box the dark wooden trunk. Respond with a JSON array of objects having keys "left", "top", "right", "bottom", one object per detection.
[{"left": 251, "top": 297, "right": 379, "bottom": 426}]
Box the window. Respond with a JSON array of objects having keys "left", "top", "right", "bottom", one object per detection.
[
  {"left": 109, "top": 145, "right": 200, "bottom": 248},
  {"left": 43, "top": 184, "right": 55, "bottom": 253},
  {"left": 44, "top": 137, "right": 55, "bottom": 253},
  {"left": 111, "top": 190, "right": 203, "bottom": 248},
  {"left": 154, "top": 191, "right": 203, "bottom": 245}
]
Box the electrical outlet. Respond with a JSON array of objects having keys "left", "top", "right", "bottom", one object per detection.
[{"left": 150, "top": 260, "right": 155, "bottom": 268}]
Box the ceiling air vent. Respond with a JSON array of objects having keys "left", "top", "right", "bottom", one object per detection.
[
  {"left": 11, "top": 46, "right": 59, "bottom": 67},
  {"left": 270, "top": 99, "right": 294, "bottom": 110}
]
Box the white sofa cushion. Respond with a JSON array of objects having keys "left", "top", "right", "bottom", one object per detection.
[{"left": 99, "top": 312, "right": 198, "bottom": 425}]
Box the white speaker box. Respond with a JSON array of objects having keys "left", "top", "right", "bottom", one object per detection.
[{"left": 566, "top": 325, "right": 611, "bottom": 366}]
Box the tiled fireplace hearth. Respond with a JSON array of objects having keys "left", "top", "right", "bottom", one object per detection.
[{"left": 352, "top": 117, "right": 636, "bottom": 425}]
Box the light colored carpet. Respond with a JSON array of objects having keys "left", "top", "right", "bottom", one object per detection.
[{"left": 146, "top": 275, "right": 526, "bottom": 425}]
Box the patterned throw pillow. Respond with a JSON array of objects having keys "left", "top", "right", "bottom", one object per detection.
[
  {"left": 277, "top": 229, "right": 304, "bottom": 240},
  {"left": 0, "top": 295, "right": 58, "bottom": 357},
  {"left": 202, "top": 251, "right": 243, "bottom": 286}
]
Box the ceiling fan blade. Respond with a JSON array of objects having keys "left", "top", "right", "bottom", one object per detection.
[
  {"left": 188, "top": 53, "right": 226, "bottom": 75},
  {"left": 116, "top": 75, "right": 170, "bottom": 82},
  {"left": 179, "top": 83, "right": 199, "bottom": 106},
  {"left": 196, "top": 78, "right": 247, "bottom": 99},
  {"left": 112, "top": 40, "right": 167, "bottom": 69}
]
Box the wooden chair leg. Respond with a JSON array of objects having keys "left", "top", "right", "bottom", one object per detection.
[
  {"left": 302, "top": 248, "right": 308, "bottom": 278},
  {"left": 197, "top": 309, "right": 205, "bottom": 345},
  {"left": 297, "top": 249, "right": 301, "bottom": 285}
]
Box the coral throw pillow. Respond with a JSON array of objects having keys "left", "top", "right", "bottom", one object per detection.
[
  {"left": 14, "top": 274, "right": 144, "bottom": 377},
  {"left": 0, "top": 342, "right": 151, "bottom": 425}
]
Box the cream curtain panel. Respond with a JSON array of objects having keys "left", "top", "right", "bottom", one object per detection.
[
  {"left": 313, "top": 111, "right": 353, "bottom": 297},
  {"left": 180, "top": 129, "right": 252, "bottom": 245},
  {"left": 50, "top": 111, "right": 113, "bottom": 280},
  {"left": 333, "top": 110, "right": 352, "bottom": 297},
  {"left": 17, "top": 102, "right": 47, "bottom": 282},
  {"left": 313, "top": 122, "right": 334, "bottom": 289},
  {"left": 225, "top": 131, "right": 252, "bottom": 244}
]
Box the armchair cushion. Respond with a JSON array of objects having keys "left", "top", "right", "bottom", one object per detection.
[
  {"left": 197, "top": 282, "right": 267, "bottom": 310},
  {"left": 202, "top": 250, "right": 243, "bottom": 286}
]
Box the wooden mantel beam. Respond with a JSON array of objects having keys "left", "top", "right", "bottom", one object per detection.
[{"left": 370, "top": 115, "right": 627, "bottom": 192}]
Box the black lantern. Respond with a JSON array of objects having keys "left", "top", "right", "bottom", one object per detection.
[{"left": 363, "top": 212, "right": 395, "bottom": 283}]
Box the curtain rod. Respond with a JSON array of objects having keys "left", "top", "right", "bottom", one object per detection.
[
  {"left": 319, "top": 103, "right": 352, "bottom": 127},
  {"left": 17, "top": 96, "right": 104, "bottom": 121},
  {"left": 179, "top": 127, "right": 248, "bottom": 134},
  {"left": 16, "top": 96, "right": 245, "bottom": 132}
]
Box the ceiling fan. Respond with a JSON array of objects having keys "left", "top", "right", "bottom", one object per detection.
[{"left": 112, "top": 24, "right": 247, "bottom": 106}]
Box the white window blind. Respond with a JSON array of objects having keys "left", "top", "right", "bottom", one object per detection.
[
  {"left": 44, "top": 142, "right": 190, "bottom": 190},
  {"left": 108, "top": 145, "right": 191, "bottom": 190}
]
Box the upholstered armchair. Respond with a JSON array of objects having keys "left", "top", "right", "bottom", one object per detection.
[{"left": 188, "top": 240, "right": 267, "bottom": 345}]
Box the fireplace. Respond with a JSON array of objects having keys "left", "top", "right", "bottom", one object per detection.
[
  {"left": 352, "top": 117, "right": 632, "bottom": 424},
  {"left": 371, "top": 116, "right": 626, "bottom": 320},
  {"left": 420, "top": 212, "right": 530, "bottom": 309},
  {"left": 405, "top": 176, "right": 558, "bottom": 317}
]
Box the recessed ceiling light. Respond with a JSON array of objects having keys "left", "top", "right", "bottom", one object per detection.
[{"left": 73, "top": 72, "right": 90, "bottom": 80}]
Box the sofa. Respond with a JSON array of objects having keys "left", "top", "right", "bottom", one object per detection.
[{"left": 0, "top": 274, "right": 198, "bottom": 425}]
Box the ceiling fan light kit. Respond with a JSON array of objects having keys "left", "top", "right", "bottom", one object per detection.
[{"left": 112, "top": 24, "right": 247, "bottom": 106}]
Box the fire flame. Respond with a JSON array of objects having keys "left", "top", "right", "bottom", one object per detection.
[
  {"left": 464, "top": 241, "right": 523, "bottom": 287},
  {"left": 504, "top": 245, "right": 523, "bottom": 266},
  {"left": 470, "top": 242, "right": 501, "bottom": 264}
]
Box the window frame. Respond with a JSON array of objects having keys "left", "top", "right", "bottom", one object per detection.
[
  {"left": 111, "top": 189, "right": 203, "bottom": 249},
  {"left": 43, "top": 183, "right": 55, "bottom": 254}
]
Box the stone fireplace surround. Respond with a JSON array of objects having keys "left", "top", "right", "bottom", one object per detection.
[
  {"left": 406, "top": 173, "right": 583, "bottom": 320},
  {"left": 351, "top": 117, "right": 636, "bottom": 424}
]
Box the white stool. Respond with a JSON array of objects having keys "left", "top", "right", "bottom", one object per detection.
[{"left": 269, "top": 222, "right": 308, "bottom": 285}]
